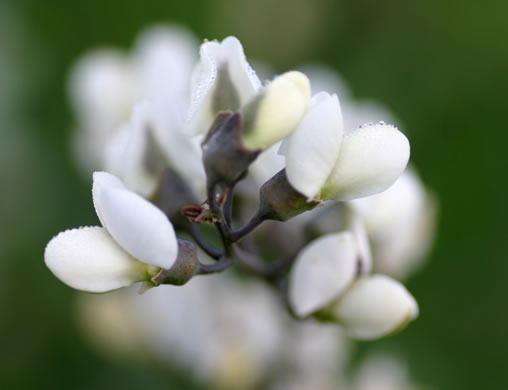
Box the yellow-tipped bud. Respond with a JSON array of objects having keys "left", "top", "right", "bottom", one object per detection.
[{"left": 242, "top": 71, "right": 311, "bottom": 150}]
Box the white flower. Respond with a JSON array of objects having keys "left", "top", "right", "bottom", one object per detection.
[
  {"left": 283, "top": 96, "right": 410, "bottom": 201},
  {"left": 351, "top": 168, "right": 437, "bottom": 279},
  {"left": 133, "top": 25, "right": 198, "bottom": 111},
  {"left": 104, "top": 100, "right": 205, "bottom": 198},
  {"left": 69, "top": 25, "right": 198, "bottom": 173},
  {"left": 282, "top": 65, "right": 409, "bottom": 202},
  {"left": 44, "top": 172, "right": 178, "bottom": 292},
  {"left": 334, "top": 275, "right": 418, "bottom": 340},
  {"left": 289, "top": 229, "right": 417, "bottom": 339},
  {"left": 186, "top": 37, "right": 310, "bottom": 150},
  {"left": 69, "top": 49, "right": 139, "bottom": 172},
  {"left": 131, "top": 273, "right": 284, "bottom": 388}
]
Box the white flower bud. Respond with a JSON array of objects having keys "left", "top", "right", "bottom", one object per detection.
[
  {"left": 45, "top": 227, "right": 153, "bottom": 292},
  {"left": 322, "top": 123, "right": 410, "bottom": 201},
  {"left": 284, "top": 92, "right": 343, "bottom": 200},
  {"left": 242, "top": 71, "right": 311, "bottom": 150},
  {"left": 334, "top": 275, "right": 418, "bottom": 340},
  {"left": 289, "top": 232, "right": 358, "bottom": 318}
]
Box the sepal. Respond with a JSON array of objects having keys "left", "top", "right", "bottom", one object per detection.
[
  {"left": 151, "top": 239, "right": 200, "bottom": 286},
  {"left": 201, "top": 112, "right": 260, "bottom": 186},
  {"left": 258, "top": 169, "right": 321, "bottom": 222}
]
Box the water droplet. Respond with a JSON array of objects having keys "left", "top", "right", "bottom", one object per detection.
[{"left": 379, "top": 120, "right": 386, "bottom": 125}]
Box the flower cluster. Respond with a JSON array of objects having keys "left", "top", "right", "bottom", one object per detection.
[{"left": 45, "top": 26, "right": 435, "bottom": 351}]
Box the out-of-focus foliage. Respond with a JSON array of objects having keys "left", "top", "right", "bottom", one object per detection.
[{"left": 0, "top": 0, "right": 506, "bottom": 389}]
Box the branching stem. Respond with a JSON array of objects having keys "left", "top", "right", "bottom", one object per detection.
[
  {"left": 192, "top": 179, "right": 295, "bottom": 279},
  {"left": 198, "top": 256, "right": 232, "bottom": 274}
]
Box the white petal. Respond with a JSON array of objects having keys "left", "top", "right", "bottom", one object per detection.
[
  {"left": 68, "top": 49, "right": 138, "bottom": 132},
  {"left": 186, "top": 36, "right": 261, "bottom": 136},
  {"left": 285, "top": 92, "right": 343, "bottom": 199},
  {"left": 44, "top": 227, "right": 150, "bottom": 292},
  {"left": 121, "top": 101, "right": 168, "bottom": 197},
  {"left": 335, "top": 275, "right": 418, "bottom": 340},
  {"left": 69, "top": 50, "right": 139, "bottom": 172},
  {"left": 373, "top": 191, "right": 437, "bottom": 280},
  {"left": 350, "top": 168, "right": 436, "bottom": 279},
  {"left": 220, "top": 37, "right": 262, "bottom": 105},
  {"left": 103, "top": 124, "right": 130, "bottom": 180},
  {"left": 323, "top": 123, "right": 410, "bottom": 201},
  {"left": 133, "top": 25, "right": 198, "bottom": 108},
  {"left": 117, "top": 100, "right": 206, "bottom": 198},
  {"left": 152, "top": 100, "right": 207, "bottom": 195},
  {"left": 91, "top": 171, "right": 125, "bottom": 227},
  {"left": 289, "top": 232, "right": 358, "bottom": 318},
  {"left": 243, "top": 71, "right": 311, "bottom": 150},
  {"left": 352, "top": 168, "right": 425, "bottom": 240},
  {"left": 92, "top": 171, "right": 178, "bottom": 269}
]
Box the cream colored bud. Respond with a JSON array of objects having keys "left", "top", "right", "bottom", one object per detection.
[{"left": 242, "top": 71, "right": 311, "bottom": 150}]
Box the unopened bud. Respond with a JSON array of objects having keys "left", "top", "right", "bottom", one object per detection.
[
  {"left": 242, "top": 71, "right": 311, "bottom": 150},
  {"left": 202, "top": 112, "right": 260, "bottom": 186}
]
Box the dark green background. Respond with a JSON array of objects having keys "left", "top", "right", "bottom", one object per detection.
[{"left": 1, "top": 0, "right": 506, "bottom": 388}]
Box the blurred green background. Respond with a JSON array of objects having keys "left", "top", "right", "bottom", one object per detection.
[{"left": 1, "top": 0, "right": 506, "bottom": 388}]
